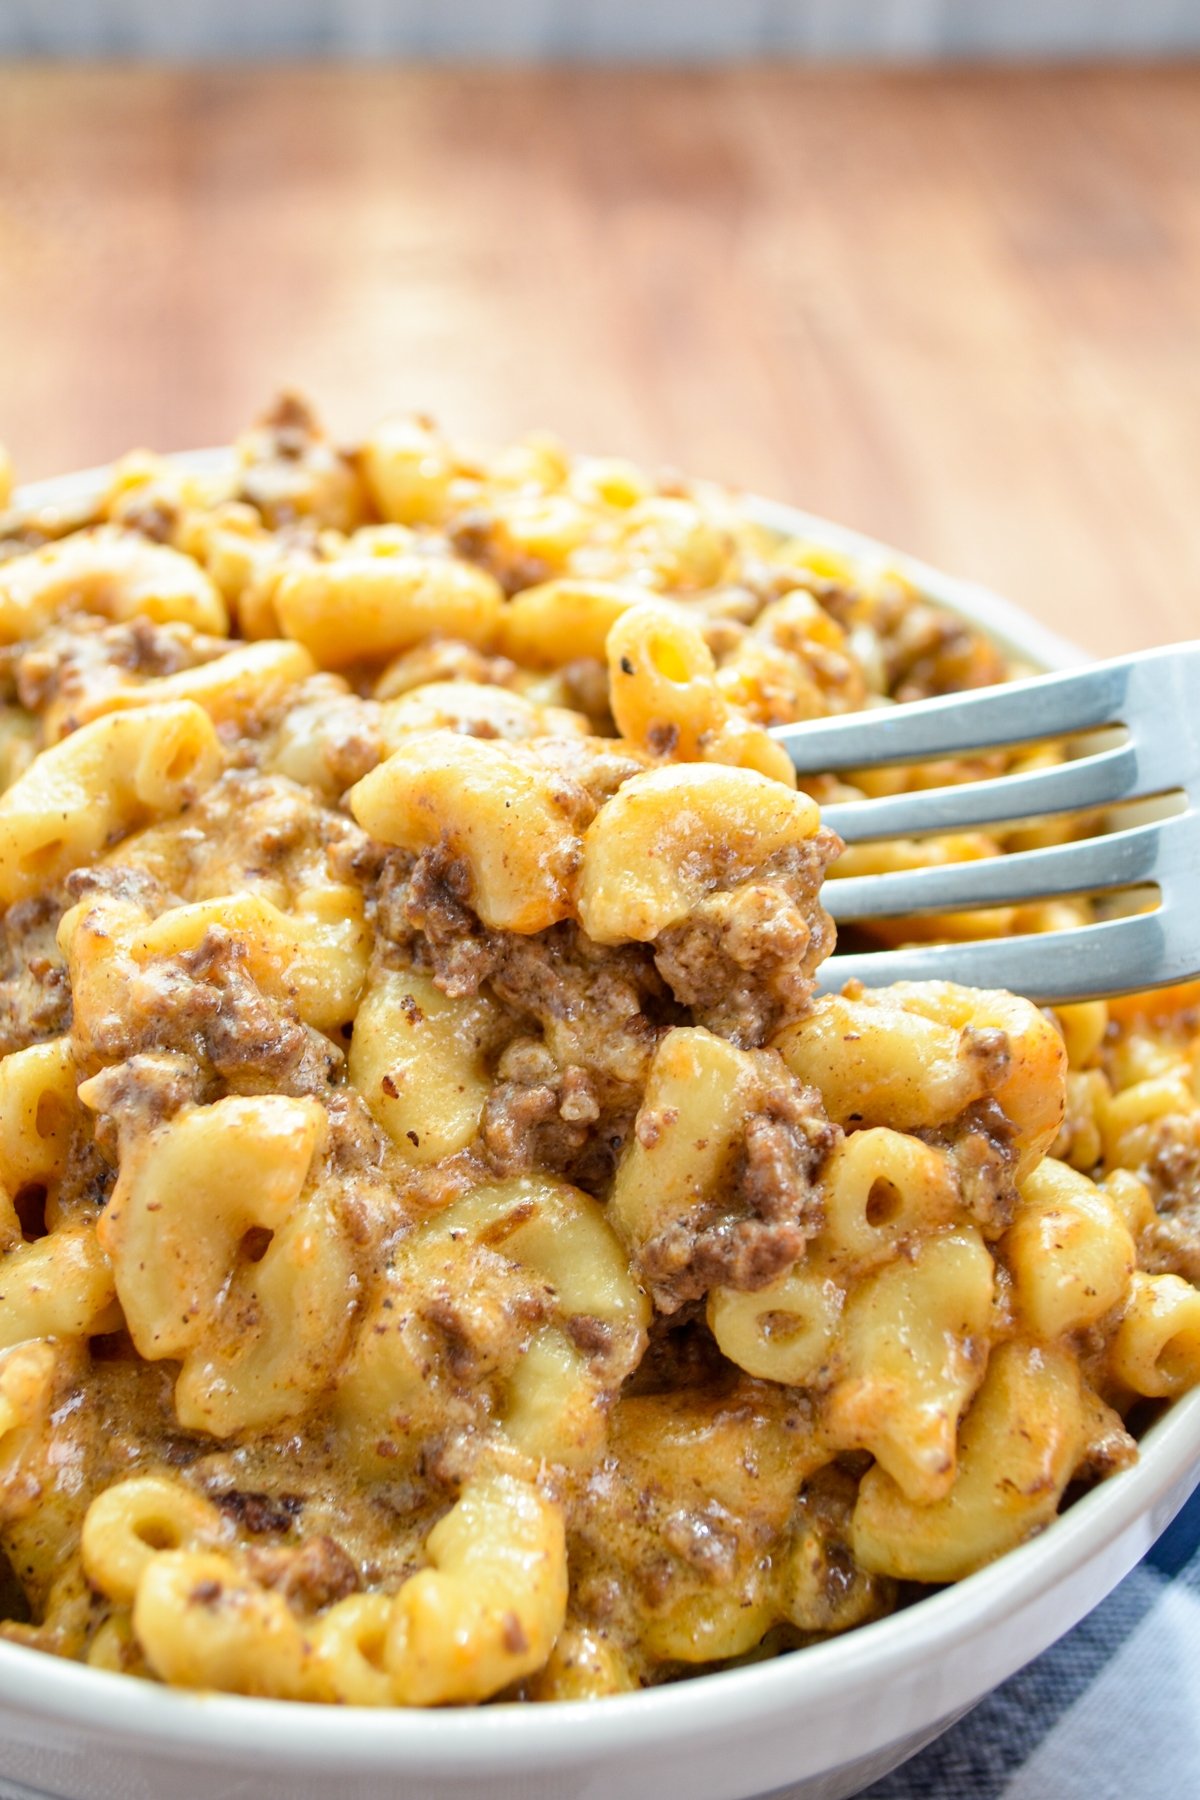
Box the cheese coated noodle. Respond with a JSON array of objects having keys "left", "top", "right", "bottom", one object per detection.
[
  {"left": 350, "top": 732, "right": 581, "bottom": 933},
  {"left": 0, "top": 701, "right": 222, "bottom": 905},
  {"left": 578, "top": 762, "right": 821, "bottom": 944}
]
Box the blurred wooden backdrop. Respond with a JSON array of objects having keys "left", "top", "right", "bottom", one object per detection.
[{"left": 1, "top": 62, "right": 1199, "bottom": 656}]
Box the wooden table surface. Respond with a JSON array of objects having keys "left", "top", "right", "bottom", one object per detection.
[{"left": 1, "top": 62, "right": 1198, "bottom": 658}]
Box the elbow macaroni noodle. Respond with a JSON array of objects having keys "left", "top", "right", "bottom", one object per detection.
[
  {"left": 350, "top": 733, "right": 582, "bottom": 934},
  {"left": 0, "top": 702, "right": 222, "bottom": 905},
  {"left": 0, "top": 395, "right": 1196, "bottom": 1704},
  {"left": 577, "top": 762, "right": 821, "bottom": 944}
]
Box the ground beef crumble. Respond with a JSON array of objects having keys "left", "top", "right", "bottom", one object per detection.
[
  {"left": 374, "top": 842, "right": 676, "bottom": 1060},
  {"left": 637, "top": 1068, "right": 840, "bottom": 1312},
  {"left": 0, "top": 895, "right": 71, "bottom": 1054},
  {"left": 653, "top": 828, "right": 841, "bottom": 1047},
  {"left": 1128, "top": 1114, "right": 1200, "bottom": 1283},
  {"left": 918, "top": 1097, "right": 1020, "bottom": 1238},
  {"left": 82, "top": 1053, "right": 206, "bottom": 1163},
  {"left": 13, "top": 615, "right": 224, "bottom": 728},
  {"left": 373, "top": 825, "right": 837, "bottom": 1069},
  {"left": 69, "top": 917, "right": 341, "bottom": 1100},
  {"left": 243, "top": 1535, "right": 360, "bottom": 1613},
  {"left": 447, "top": 508, "right": 552, "bottom": 595}
]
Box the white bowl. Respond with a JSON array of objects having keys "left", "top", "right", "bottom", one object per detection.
[{"left": 1, "top": 462, "right": 1196, "bottom": 1800}]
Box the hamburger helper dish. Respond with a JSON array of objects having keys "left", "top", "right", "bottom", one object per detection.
[{"left": 0, "top": 400, "right": 1197, "bottom": 1707}]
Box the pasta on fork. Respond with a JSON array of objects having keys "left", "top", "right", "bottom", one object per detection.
[{"left": 0, "top": 394, "right": 1197, "bottom": 1703}]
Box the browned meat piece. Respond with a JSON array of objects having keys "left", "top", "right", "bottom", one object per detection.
[
  {"left": 65, "top": 864, "right": 169, "bottom": 911},
  {"left": 373, "top": 749, "right": 635, "bottom": 971},
  {"left": 565, "top": 1314, "right": 616, "bottom": 1358},
  {"left": 79, "top": 1052, "right": 205, "bottom": 1164},
  {"left": 421, "top": 1279, "right": 554, "bottom": 1386},
  {"left": 381, "top": 841, "right": 496, "bottom": 996},
  {"left": 0, "top": 894, "right": 72, "bottom": 1054},
  {"left": 373, "top": 839, "right": 678, "bottom": 1099},
  {"left": 244, "top": 1535, "right": 360, "bottom": 1612},
  {"left": 919, "top": 1097, "right": 1019, "bottom": 1238},
  {"left": 178, "top": 929, "right": 311, "bottom": 1081},
  {"left": 374, "top": 640, "right": 522, "bottom": 700},
  {"left": 623, "top": 1304, "right": 727, "bottom": 1397},
  {"left": 1141, "top": 1216, "right": 1200, "bottom": 1285},
  {"left": 73, "top": 923, "right": 341, "bottom": 1100},
  {"left": 884, "top": 601, "right": 1006, "bottom": 703},
  {"left": 447, "top": 508, "right": 552, "bottom": 596},
  {"left": 783, "top": 1463, "right": 897, "bottom": 1635},
  {"left": 14, "top": 615, "right": 223, "bottom": 726},
  {"left": 480, "top": 1049, "right": 636, "bottom": 1194},
  {"left": 1145, "top": 1112, "right": 1200, "bottom": 1212},
  {"left": 526, "top": 738, "right": 646, "bottom": 817},
  {"left": 554, "top": 659, "right": 613, "bottom": 729},
  {"left": 210, "top": 1490, "right": 305, "bottom": 1535},
  {"left": 267, "top": 679, "right": 386, "bottom": 794},
  {"left": 482, "top": 1077, "right": 565, "bottom": 1171},
  {"left": 487, "top": 926, "right": 673, "bottom": 1090},
  {"left": 374, "top": 817, "right": 842, "bottom": 1200},
  {"left": 736, "top": 558, "right": 833, "bottom": 621},
  {"left": 652, "top": 829, "right": 842, "bottom": 1047},
  {"left": 635, "top": 1066, "right": 839, "bottom": 1310},
  {"left": 1072, "top": 1393, "right": 1138, "bottom": 1484},
  {"left": 1130, "top": 1113, "right": 1200, "bottom": 1282}
]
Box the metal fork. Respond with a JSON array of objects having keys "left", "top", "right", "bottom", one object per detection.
[{"left": 770, "top": 642, "right": 1200, "bottom": 1003}]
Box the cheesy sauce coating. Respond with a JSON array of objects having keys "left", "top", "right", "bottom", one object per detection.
[{"left": 0, "top": 396, "right": 1195, "bottom": 1704}]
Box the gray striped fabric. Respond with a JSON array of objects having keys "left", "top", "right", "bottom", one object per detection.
[{"left": 3, "top": 0, "right": 1200, "bottom": 59}]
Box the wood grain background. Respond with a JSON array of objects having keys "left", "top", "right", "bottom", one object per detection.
[{"left": 1, "top": 63, "right": 1199, "bottom": 657}]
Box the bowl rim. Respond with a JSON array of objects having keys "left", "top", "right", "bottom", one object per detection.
[{"left": 0, "top": 456, "right": 1194, "bottom": 1773}]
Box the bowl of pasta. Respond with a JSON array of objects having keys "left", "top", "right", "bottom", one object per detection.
[{"left": 0, "top": 400, "right": 1198, "bottom": 1800}]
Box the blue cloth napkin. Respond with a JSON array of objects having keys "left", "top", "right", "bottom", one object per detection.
[{"left": 863, "top": 1486, "right": 1200, "bottom": 1799}]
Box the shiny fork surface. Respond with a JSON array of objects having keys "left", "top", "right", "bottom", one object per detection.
[{"left": 768, "top": 642, "right": 1200, "bottom": 1002}]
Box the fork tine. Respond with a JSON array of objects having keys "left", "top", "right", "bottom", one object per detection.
[
  {"left": 824, "top": 809, "right": 1196, "bottom": 922},
  {"left": 819, "top": 741, "right": 1163, "bottom": 843},
  {"left": 779, "top": 639, "right": 1200, "bottom": 1001},
  {"left": 773, "top": 642, "right": 1200, "bottom": 774},
  {"left": 815, "top": 907, "right": 1195, "bottom": 1005}
]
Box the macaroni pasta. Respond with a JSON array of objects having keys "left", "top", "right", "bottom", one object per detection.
[{"left": 0, "top": 395, "right": 1195, "bottom": 1705}]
